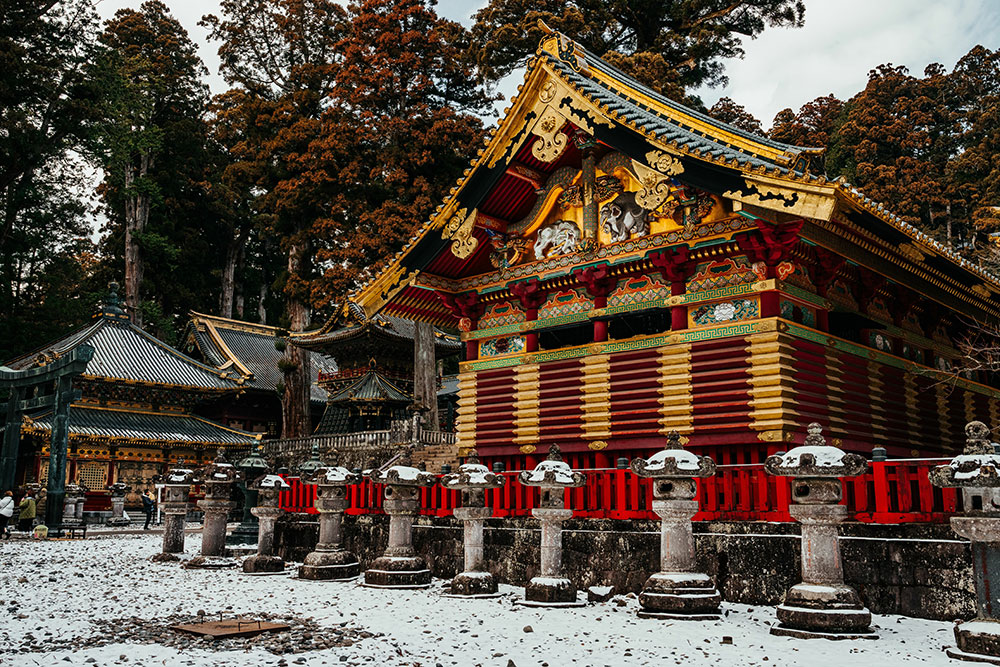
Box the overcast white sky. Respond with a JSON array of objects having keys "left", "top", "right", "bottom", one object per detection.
[{"left": 93, "top": 0, "right": 1000, "bottom": 126}]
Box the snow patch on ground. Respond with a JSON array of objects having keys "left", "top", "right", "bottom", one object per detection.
[{"left": 0, "top": 533, "right": 963, "bottom": 666}]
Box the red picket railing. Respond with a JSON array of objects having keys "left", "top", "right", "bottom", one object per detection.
[{"left": 278, "top": 458, "right": 962, "bottom": 524}]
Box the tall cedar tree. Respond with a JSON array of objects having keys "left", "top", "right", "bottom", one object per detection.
[
  {"left": 0, "top": 0, "right": 104, "bottom": 360},
  {"left": 827, "top": 63, "right": 962, "bottom": 246},
  {"left": 203, "top": 0, "right": 490, "bottom": 437},
  {"left": 469, "top": 0, "right": 805, "bottom": 102},
  {"left": 203, "top": 0, "right": 348, "bottom": 438},
  {"left": 769, "top": 94, "right": 844, "bottom": 149},
  {"left": 707, "top": 96, "right": 762, "bottom": 134},
  {"left": 96, "top": 1, "right": 213, "bottom": 335}
]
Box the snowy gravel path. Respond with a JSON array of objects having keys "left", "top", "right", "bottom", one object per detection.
[{"left": 1, "top": 534, "right": 960, "bottom": 666}]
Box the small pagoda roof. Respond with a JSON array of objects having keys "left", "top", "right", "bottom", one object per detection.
[
  {"left": 183, "top": 312, "right": 336, "bottom": 404},
  {"left": 23, "top": 404, "right": 262, "bottom": 447},
  {"left": 5, "top": 287, "right": 242, "bottom": 393},
  {"left": 292, "top": 310, "right": 461, "bottom": 355},
  {"left": 349, "top": 26, "right": 1000, "bottom": 325},
  {"left": 326, "top": 370, "right": 411, "bottom": 405}
]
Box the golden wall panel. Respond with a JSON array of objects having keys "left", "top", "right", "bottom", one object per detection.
[
  {"left": 658, "top": 343, "right": 693, "bottom": 434},
  {"left": 581, "top": 354, "right": 612, "bottom": 439}
]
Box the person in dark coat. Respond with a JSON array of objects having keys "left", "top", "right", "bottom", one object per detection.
[
  {"left": 16, "top": 492, "right": 35, "bottom": 532},
  {"left": 141, "top": 490, "right": 155, "bottom": 530}
]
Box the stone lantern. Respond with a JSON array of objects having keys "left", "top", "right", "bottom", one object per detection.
[
  {"left": 440, "top": 453, "right": 505, "bottom": 596},
  {"left": 930, "top": 420, "right": 1000, "bottom": 663},
  {"left": 518, "top": 444, "right": 586, "bottom": 606},
  {"left": 195, "top": 449, "right": 239, "bottom": 558},
  {"left": 242, "top": 474, "right": 290, "bottom": 573},
  {"left": 764, "top": 423, "right": 874, "bottom": 639},
  {"left": 300, "top": 464, "right": 362, "bottom": 581},
  {"left": 107, "top": 482, "right": 132, "bottom": 527},
  {"left": 62, "top": 483, "right": 84, "bottom": 526},
  {"left": 228, "top": 443, "right": 270, "bottom": 546},
  {"left": 74, "top": 482, "right": 87, "bottom": 521},
  {"left": 363, "top": 449, "right": 438, "bottom": 588},
  {"left": 631, "top": 431, "right": 721, "bottom": 619},
  {"left": 154, "top": 467, "right": 196, "bottom": 557}
]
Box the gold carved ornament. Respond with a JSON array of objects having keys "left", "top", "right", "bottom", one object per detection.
[
  {"left": 531, "top": 106, "right": 569, "bottom": 163},
  {"left": 630, "top": 151, "right": 684, "bottom": 212},
  {"left": 441, "top": 207, "right": 479, "bottom": 259},
  {"left": 519, "top": 444, "right": 537, "bottom": 454},
  {"left": 587, "top": 440, "right": 608, "bottom": 451}
]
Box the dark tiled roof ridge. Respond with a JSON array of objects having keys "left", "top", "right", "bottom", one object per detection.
[{"left": 565, "top": 40, "right": 823, "bottom": 155}]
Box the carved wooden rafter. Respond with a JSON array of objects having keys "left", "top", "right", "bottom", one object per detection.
[
  {"left": 809, "top": 247, "right": 845, "bottom": 297},
  {"left": 509, "top": 279, "right": 548, "bottom": 311},
  {"left": 648, "top": 246, "right": 694, "bottom": 284},
  {"left": 572, "top": 265, "right": 617, "bottom": 299},
  {"left": 852, "top": 267, "right": 887, "bottom": 313},
  {"left": 737, "top": 219, "right": 804, "bottom": 268}
]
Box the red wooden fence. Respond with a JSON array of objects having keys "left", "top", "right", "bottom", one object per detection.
[{"left": 277, "top": 458, "right": 961, "bottom": 524}]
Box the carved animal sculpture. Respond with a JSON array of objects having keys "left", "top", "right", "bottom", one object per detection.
[
  {"left": 600, "top": 192, "right": 649, "bottom": 242},
  {"left": 533, "top": 220, "right": 580, "bottom": 260}
]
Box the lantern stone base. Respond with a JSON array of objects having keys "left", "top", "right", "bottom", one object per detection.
[
  {"left": 363, "top": 556, "right": 432, "bottom": 588},
  {"left": 242, "top": 555, "right": 285, "bottom": 573},
  {"left": 523, "top": 576, "right": 580, "bottom": 606},
  {"left": 638, "top": 572, "right": 721, "bottom": 618},
  {"left": 947, "top": 620, "right": 1000, "bottom": 663},
  {"left": 771, "top": 583, "right": 874, "bottom": 637},
  {"left": 450, "top": 571, "right": 498, "bottom": 596},
  {"left": 299, "top": 550, "right": 360, "bottom": 581}
]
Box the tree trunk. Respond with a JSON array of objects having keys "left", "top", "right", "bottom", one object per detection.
[
  {"left": 124, "top": 152, "right": 152, "bottom": 327},
  {"left": 280, "top": 239, "right": 311, "bottom": 439},
  {"left": 220, "top": 226, "right": 250, "bottom": 319},
  {"left": 235, "top": 242, "right": 246, "bottom": 319},
  {"left": 413, "top": 321, "right": 438, "bottom": 429}
]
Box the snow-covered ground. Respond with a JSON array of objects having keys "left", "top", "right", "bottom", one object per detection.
[{"left": 1, "top": 533, "right": 961, "bottom": 666}]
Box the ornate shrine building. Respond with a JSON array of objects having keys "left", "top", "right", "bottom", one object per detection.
[
  {"left": 348, "top": 29, "right": 1000, "bottom": 471},
  {"left": 291, "top": 309, "right": 462, "bottom": 434},
  {"left": 181, "top": 312, "right": 335, "bottom": 436},
  {"left": 3, "top": 287, "right": 261, "bottom": 499}
]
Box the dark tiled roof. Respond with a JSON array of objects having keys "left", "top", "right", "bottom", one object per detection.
[
  {"left": 6, "top": 316, "right": 240, "bottom": 391},
  {"left": 541, "top": 45, "right": 815, "bottom": 177},
  {"left": 24, "top": 405, "right": 261, "bottom": 446},
  {"left": 326, "top": 370, "right": 411, "bottom": 404},
  {"left": 437, "top": 375, "right": 459, "bottom": 397},
  {"left": 295, "top": 313, "right": 462, "bottom": 353},
  {"left": 185, "top": 313, "right": 336, "bottom": 404}
]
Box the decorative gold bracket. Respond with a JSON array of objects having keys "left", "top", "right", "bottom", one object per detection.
[
  {"left": 441, "top": 207, "right": 479, "bottom": 259},
  {"left": 531, "top": 106, "right": 570, "bottom": 163}
]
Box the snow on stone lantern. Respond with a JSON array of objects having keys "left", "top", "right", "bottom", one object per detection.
[
  {"left": 631, "top": 431, "right": 721, "bottom": 619},
  {"left": 929, "top": 420, "right": 1000, "bottom": 664},
  {"left": 363, "top": 448, "right": 438, "bottom": 588},
  {"left": 195, "top": 449, "right": 240, "bottom": 558},
  {"left": 107, "top": 482, "right": 131, "bottom": 527},
  {"left": 242, "top": 474, "right": 290, "bottom": 573},
  {"left": 153, "top": 466, "right": 196, "bottom": 558},
  {"left": 764, "top": 423, "right": 875, "bottom": 639},
  {"left": 299, "top": 464, "right": 363, "bottom": 581},
  {"left": 517, "top": 443, "right": 586, "bottom": 607},
  {"left": 440, "top": 453, "right": 505, "bottom": 596}
]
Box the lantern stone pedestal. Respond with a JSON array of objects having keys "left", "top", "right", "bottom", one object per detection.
[
  {"left": 243, "top": 474, "right": 290, "bottom": 574},
  {"left": 766, "top": 424, "right": 875, "bottom": 639},
  {"left": 228, "top": 444, "right": 270, "bottom": 547},
  {"left": 930, "top": 421, "right": 1000, "bottom": 664},
  {"left": 441, "top": 455, "right": 505, "bottom": 597},
  {"left": 106, "top": 483, "right": 131, "bottom": 527},
  {"left": 62, "top": 484, "right": 83, "bottom": 526},
  {"left": 194, "top": 450, "right": 239, "bottom": 561},
  {"left": 363, "top": 451, "right": 438, "bottom": 588},
  {"left": 632, "top": 433, "right": 721, "bottom": 619},
  {"left": 153, "top": 468, "right": 195, "bottom": 559},
  {"left": 517, "top": 444, "right": 586, "bottom": 607},
  {"left": 300, "top": 466, "right": 362, "bottom": 581}
]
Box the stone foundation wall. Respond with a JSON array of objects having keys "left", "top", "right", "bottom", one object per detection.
[{"left": 274, "top": 515, "right": 973, "bottom": 621}]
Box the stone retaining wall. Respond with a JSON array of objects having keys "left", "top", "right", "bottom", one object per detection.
[{"left": 274, "top": 515, "right": 973, "bottom": 621}]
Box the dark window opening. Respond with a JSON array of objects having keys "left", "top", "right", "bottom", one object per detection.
[
  {"left": 607, "top": 309, "right": 670, "bottom": 340},
  {"left": 538, "top": 322, "right": 593, "bottom": 350}
]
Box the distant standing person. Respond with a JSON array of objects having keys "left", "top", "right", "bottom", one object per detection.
[
  {"left": 0, "top": 491, "right": 13, "bottom": 538},
  {"left": 142, "top": 490, "right": 155, "bottom": 530},
  {"left": 17, "top": 492, "right": 35, "bottom": 532}
]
